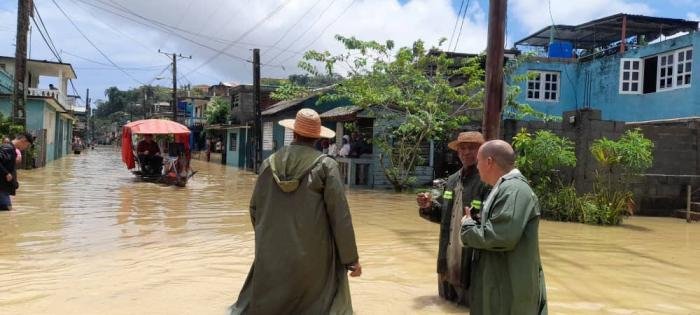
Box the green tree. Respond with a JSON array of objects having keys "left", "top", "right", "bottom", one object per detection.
[
  {"left": 295, "top": 35, "right": 484, "bottom": 191},
  {"left": 512, "top": 129, "right": 577, "bottom": 221},
  {"left": 270, "top": 82, "right": 313, "bottom": 101},
  {"left": 588, "top": 129, "right": 654, "bottom": 224},
  {"left": 205, "top": 97, "right": 231, "bottom": 125}
]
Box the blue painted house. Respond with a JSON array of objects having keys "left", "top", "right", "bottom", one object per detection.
[
  {"left": 0, "top": 57, "right": 77, "bottom": 166},
  {"left": 511, "top": 14, "right": 698, "bottom": 122}
]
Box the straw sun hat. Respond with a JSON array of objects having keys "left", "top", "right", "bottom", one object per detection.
[
  {"left": 447, "top": 131, "right": 486, "bottom": 151},
  {"left": 278, "top": 108, "right": 335, "bottom": 139}
]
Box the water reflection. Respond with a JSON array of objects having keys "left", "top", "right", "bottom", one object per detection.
[{"left": 0, "top": 147, "right": 698, "bottom": 314}]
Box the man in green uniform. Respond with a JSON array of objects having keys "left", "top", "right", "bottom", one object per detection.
[
  {"left": 417, "top": 131, "right": 489, "bottom": 305},
  {"left": 461, "top": 140, "right": 548, "bottom": 315},
  {"left": 231, "top": 108, "right": 362, "bottom": 315}
]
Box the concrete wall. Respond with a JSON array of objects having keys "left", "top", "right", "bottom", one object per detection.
[
  {"left": 502, "top": 109, "right": 700, "bottom": 217},
  {"left": 0, "top": 97, "right": 12, "bottom": 117},
  {"left": 26, "top": 100, "right": 44, "bottom": 131},
  {"left": 513, "top": 32, "right": 700, "bottom": 122}
]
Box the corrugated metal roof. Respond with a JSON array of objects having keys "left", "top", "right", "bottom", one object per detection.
[
  {"left": 515, "top": 13, "right": 698, "bottom": 50},
  {"left": 261, "top": 85, "right": 335, "bottom": 116},
  {"left": 261, "top": 96, "right": 311, "bottom": 116},
  {"left": 319, "top": 105, "right": 362, "bottom": 119}
]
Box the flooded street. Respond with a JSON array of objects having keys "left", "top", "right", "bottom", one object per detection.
[{"left": 1, "top": 147, "right": 699, "bottom": 314}]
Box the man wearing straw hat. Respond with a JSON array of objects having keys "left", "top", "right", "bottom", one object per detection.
[
  {"left": 231, "top": 108, "right": 361, "bottom": 315},
  {"left": 417, "top": 131, "right": 489, "bottom": 306}
]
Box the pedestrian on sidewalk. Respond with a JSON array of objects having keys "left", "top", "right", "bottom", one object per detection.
[
  {"left": 0, "top": 132, "right": 33, "bottom": 211},
  {"left": 230, "top": 108, "right": 361, "bottom": 315}
]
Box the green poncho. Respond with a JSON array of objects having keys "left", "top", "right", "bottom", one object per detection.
[
  {"left": 231, "top": 144, "right": 359, "bottom": 315},
  {"left": 461, "top": 169, "right": 548, "bottom": 315}
]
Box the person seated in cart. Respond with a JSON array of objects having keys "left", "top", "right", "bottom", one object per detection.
[{"left": 136, "top": 134, "right": 163, "bottom": 176}]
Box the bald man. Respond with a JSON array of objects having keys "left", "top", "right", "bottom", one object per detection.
[{"left": 460, "top": 140, "right": 548, "bottom": 315}]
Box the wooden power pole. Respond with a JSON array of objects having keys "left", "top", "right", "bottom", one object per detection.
[
  {"left": 85, "top": 88, "right": 90, "bottom": 140},
  {"left": 13, "top": 0, "right": 32, "bottom": 128},
  {"left": 253, "top": 48, "right": 262, "bottom": 173},
  {"left": 158, "top": 49, "right": 191, "bottom": 122},
  {"left": 482, "top": 0, "right": 507, "bottom": 140}
]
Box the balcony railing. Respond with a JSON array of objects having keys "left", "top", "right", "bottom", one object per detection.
[
  {"left": 186, "top": 117, "right": 207, "bottom": 126},
  {"left": 28, "top": 88, "right": 72, "bottom": 110}
]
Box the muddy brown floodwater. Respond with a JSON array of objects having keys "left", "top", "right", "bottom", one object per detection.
[{"left": 1, "top": 147, "right": 699, "bottom": 314}]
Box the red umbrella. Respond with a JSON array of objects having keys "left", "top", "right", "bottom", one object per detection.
[
  {"left": 123, "top": 119, "right": 190, "bottom": 135},
  {"left": 121, "top": 119, "right": 191, "bottom": 169}
]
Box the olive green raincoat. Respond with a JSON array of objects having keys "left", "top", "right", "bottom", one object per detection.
[
  {"left": 230, "top": 144, "right": 359, "bottom": 315},
  {"left": 460, "top": 169, "right": 548, "bottom": 315},
  {"left": 419, "top": 166, "right": 489, "bottom": 303}
]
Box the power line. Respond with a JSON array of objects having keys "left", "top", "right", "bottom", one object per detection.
[
  {"left": 74, "top": 0, "right": 305, "bottom": 57},
  {"left": 73, "top": 0, "right": 252, "bottom": 63},
  {"left": 264, "top": 0, "right": 324, "bottom": 57},
  {"left": 68, "top": 0, "right": 168, "bottom": 65},
  {"left": 452, "top": 0, "right": 471, "bottom": 52},
  {"left": 277, "top": 0, "right": 358, "bottom": 66},
  {"left": 267, "top": 0, "right": 338, "bottom": 64},
  {"left": 31, "top": 15, "right": 60, "bottom": 61},
  {"left": 33, "top": 6, "right": 61, "bottom": 61},
  {"left": 61, "top": 50, "right": 167, "bottom": 69},
  {"left": 546, "top": 0, "right": 579, "bottom": 109},
  {"left": 50, "top": 0, "right": 144, "bottom": 85},
  {"left": 32, "top": 4, "right": 81, "bottom": 104},
  {"left": 447, "top": 0, "right": 466, "bottom": 51},
  {"left": 160, "top": 0, "right": 194, "bottom": 50},
  {"left": 184, "top": 0, "right": 293, "bottom": 77}
]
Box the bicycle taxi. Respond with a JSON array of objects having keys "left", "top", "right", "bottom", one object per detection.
[{"left": 121, "top": 119, "right": 196, "bottom": 187}]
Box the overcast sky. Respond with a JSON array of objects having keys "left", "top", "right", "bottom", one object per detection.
[{"left": 0, "top": 0, "right": 698, "bottom": 108}]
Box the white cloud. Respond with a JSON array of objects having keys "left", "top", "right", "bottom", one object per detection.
[
  {"left": 0, "top": 0, "right": 491, "bottom": 99},
  {"left": 510, "top": 0, "right": 654, "bottom": 34},
  {"left": 688, "top": 12, "right": 700, "bottom": 21}
]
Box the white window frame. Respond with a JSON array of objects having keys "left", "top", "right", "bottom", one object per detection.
[
  {"left": 619, "top": 58, "right": 643, "bottom": 94},
  {"left": 658, "top": 48, "right": 692, "bottom": 91},
  {"left": 676, "top": 48, "right": 692, "bottom": 88},
  {"left": 262, "top": 122, "right": 273, "bottom": 150},
  {"left": 658, "top": 52, "right": 675, "bottom": 91},
  {"left": 526, "top": 71, "right": 560, "bottom": 102}
]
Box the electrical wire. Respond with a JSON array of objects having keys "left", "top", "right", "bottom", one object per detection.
[
  {"left": 184, "top": 0, "right": 294, "bottom": 77},
  {"left": 547, "top": 0, "right": 579, "bottom": 108},
  {"left": 447, "top": 0, "right": 466, "bottom": 51},
  {"left": 264, "top": 0, "right": 324, "bottom": 57},
  {"left": 31, "top": 4, "right": 82, "bottom": 102},
  {"left": 452, "top": 0, "right": 471, "bottom": 52},
  {"left": 33, "top": 6, "right": 61, "bottom": 61},
  {"left": 277, "top": 0, "right": 358, "bottom": 66},
  {"left": 62, "top": 50, "right": 167, "bottom": 69},
  {"left": 73, "top": 0, "right": 249, "bottom": 62},
  {"left": 266, "top": 0, "right": 338, "bottom": 64},
  {"left": 50, "top": 0, "right": 145, "bottom": 85}
]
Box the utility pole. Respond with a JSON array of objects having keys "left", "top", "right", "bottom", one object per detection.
[
  {"left": 13, "top": 0, "right": 32, "bottom": 128},
  {"left": 85, "top": 88, "right": 90, "bottom": 141},
  {"left": 482, "top": 0, "right": 507, "bottom": 140},
  {"left": 253, "top": 48, "right": 262, "bottom": 173},
  {"left": 158, "top": 49, "right": 191, "bottom": 122}
]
